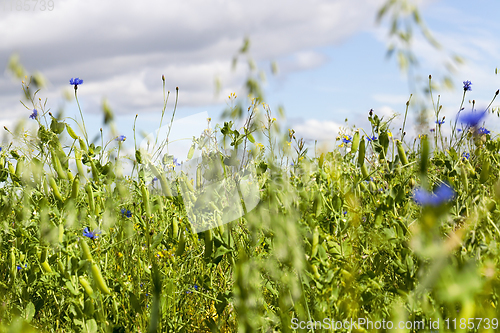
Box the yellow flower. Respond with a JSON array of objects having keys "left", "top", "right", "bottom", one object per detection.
[
  {"left": 388, "top": 132, "right": 393, "bottom": 138},
  {"left": 118, "top": 252, "right": 123, "bottom": 258}
]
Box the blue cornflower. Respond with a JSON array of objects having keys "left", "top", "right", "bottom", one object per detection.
[
  {"left": 121, "top": 208, "right": 132, "bottom": 218},
  {"left": 29, "top": 109, "right": 38, "bottom": 119},
  {"left": 412, "top": 183, "right": 455, "bottom": 206},
  {"left": 430, "top": 128, "right": 435, "bottom": 132},
  {"left": 460, "top": 110, "right": 487, "bottom": 127},
  {"left": 115, "top": 135, "right": 126, "bottom": 142},
  {"left": 186, "top": 284, "right": 199, "bottom": 294},
  {"left": 17, "top": 265, "right": 22, "bottom": 271},
  {"left": 477, "top": 127, "right": 490, "bottom": 135},
  {"left": 457, "top": 129, "right": 462, "bottom": 132},
  {"left": 70, "top": 78, "right": 83, "bottom": 90},
  {"left": 83, "top": 227, "right": 101, "bottom": 239},
  {"left": 463, "top": 80, "right": 472, "bottom": 91},
  {"left": 152, "top": 177, "right": 158, "bottom": 184},
  {"left": 367, "top": 135, "right": 377, "bottom": 142},
  {"left": 461, "top": 152, "right": 470, "bottom": 161},
  {"left": 435, "top": 119, "right": 445, "bottom": 125},
  {"left": 342, "top": 135, "right": 352, "bottom": 144}
]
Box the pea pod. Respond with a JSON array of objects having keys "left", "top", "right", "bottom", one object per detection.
[
  {"left": 58, "top": 224, "right": 64, "bottom": 243},
  {"left": 313, "top": 193, "right": 323, "bottom": 218},
  {"left": 91, "top": 263, "right": 111, "bottom": 295},
  {"left": 217, "top": 213, "right": 224, "bottom": 236},
  {"left": 460, "top": 164, "right": 468, "bottom": 190},
  {"left": 40, "top": 247, "right": 48, "bottom": 263},
  {"left": 310, "top": 263, "right": 321, "bottom": 280},
  {"left": 10, "top": 247, "right": 16, "bottom": 280},
  {"left": 51, "top": 148, "right": 67, "bottom": 180},
  {"left": 66, "top": 123, "right": 78, "bottom": 140},
  {"left": 41, "top": 260, "right": 52, "bottom": 273},
  {"left": 419, "top": 136, "right": 429, "bottom": 175},
  {"left": 69, "top": 176, "right": 80, "bottom": 201},
  {"left": 204, "top": 229, "right": 213, "bottom": 260},
  {"left": 15, "top": 156, "right": 24, "bottom": 178},
  {"left": 49, "top": 176, "right": 63, "bottom": 202},
  {"left": 89, "top": 158, "right": 99, "bottom": 181},
  {"left": 196, "top": 165, "right": 202, "bottom": 190},
  {"left": 43, "top": 176, "right": 49, "bottom": 197},
  {"left": 172, "top": 216, "right": 179, "bottom": 239},
  {"left": 86, "top": 184, "right": 95, "bottom": 216},
  {"left": 396, "top": 140, "right": 409, "bottom": 166},
  {"left": 351, "top": 130, "right": 360, "bottom": 154},
  {"left": 175, "top": 231, "right": 185, "bottom": 257},
  {"left": 75, "top": 149, "right": 86, "bottom": 180},
  {"left": 8, "top": 161, "right": 15, "bottom": 175},
  {"left": 141, "top": 182, "right": 151, "bottom": 217},
  {"left": 79, "top": 137, "right": 88, "bottom": 152},
  {"left": 148, "top": 163, "right": 172, "bottom": 197},
  {"left": 361, "top": 163, "right": 369, "bottom": 180},
  {"left": 357, "top": 137, "right": 366, "bottom": 167},
  {"left": 79, "top": 276, "right": 94, "bottom": 297},
  {"left": 184, "top": 174, "right": 195, "bottom": 192},
  {"left": 311, "top": 226, "right": 319, "bottom": 258},
  {"left": 80, "top": 238, "right": 93, "bottom": 261},
  {"left": 480, "top": 159, "right": 490, "bottom": 184}
]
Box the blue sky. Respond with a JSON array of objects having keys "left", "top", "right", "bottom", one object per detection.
[{"left": 1, "top": 0, "right": 499, "bottom": 161}]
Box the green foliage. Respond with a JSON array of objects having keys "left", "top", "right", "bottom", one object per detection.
[{"left": 2, "top": 24, "right": 500, "bottom": 333}]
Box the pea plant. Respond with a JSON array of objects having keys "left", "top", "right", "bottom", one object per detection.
[{"left": 1, "top": 50, "right": 500, "bottom": 333}]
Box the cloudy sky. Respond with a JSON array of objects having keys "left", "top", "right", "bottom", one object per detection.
[{"left": 1, "top": 0, "right": 499, "bottom": 159}]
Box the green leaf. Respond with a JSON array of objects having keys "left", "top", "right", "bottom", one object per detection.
[
  {"left": 187, "top": 144, "right": 195, "bottom": 160},
  {"left": 23, "top": 302, "right": 35, "bottom": 323}
]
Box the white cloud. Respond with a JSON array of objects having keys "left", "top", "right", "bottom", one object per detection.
[
  {"left": 0, "top": 0, "right": 388, "bottom": 119},
  {"left": 292, "top": 118, "right": 342, "bottom": 142}
]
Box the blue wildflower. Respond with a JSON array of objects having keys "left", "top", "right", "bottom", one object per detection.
[
  {"left": 83, "top": 227, "right": 101, "bottom": 239},
  {"left": 477, "top": 127, "right": 490, "bottom": 135},
  {"left": 463, "top": 80, "right": 472, "bottom": 91},
  {"left": 430, "top": 128, "right": 435, "bottom": 132},
  {"left": 194, "top": 284, "right": 199, "bottom": 291},
  {"left": 457, "top": 129, "right": 462, "bottom": 132},
  {"left": 115, "top": 135, "right": 126, "bottom": 142},
  {"left": 435, "top": 119, "right": 445, "bottom": 125},
  {"left": 367, "top": 135, "right": 377, "bottom": 142},
  {"left": 342, "top": 135, "right": 352, "bottom": 144},
  {"left": 17, "top": 265, "right": 22, "bottom": 271},
  {"left": 121, "top": 208, "right": 132, "bottom": 218},
  {"left": 29, "top": 109, "right": 38, "bottom": 119},
  {"left": 173, "top": 157, "right": 180, "bottom": 166},
  {"left": 412, "top": 183, "right": 455, "bottom": 206},
  {"left": 461, "top": 152, "right": 470, "bottom": 161},
  {"left": 460, "top": 110, "right": 487, "bottom": 127},
  {"left": 70, "top": 78, "right": 83, "bottom": 90}
]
